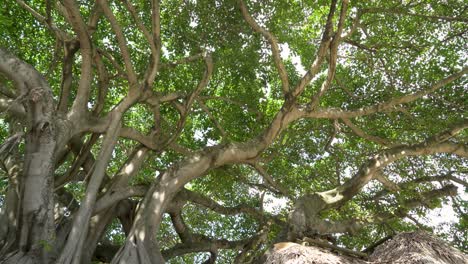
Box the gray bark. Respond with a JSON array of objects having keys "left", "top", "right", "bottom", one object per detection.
[{"left": 0, "top": 48, "right": 57, "bottom": 264}]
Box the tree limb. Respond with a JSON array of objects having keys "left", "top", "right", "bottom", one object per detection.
[
  {"left": 98, "top": 0, "right": 138, "bottom": 89},
  {"left": 292, "top": 0, "right": 337, "bottom": 98},
  {"left": 297, "top": 67, "right": 468, "bottom": 119},
  {"left": 309, "top": 0, "right": 349, "bottom": 109},
  {"left": 62, "top": 0, "right": 94, "bottom": 115},
  {"left": 239, "top": 0, "right": 289, "bottom": 95},
  {"left": 341, "top": 118, "right": 394, "bottom": 147}
]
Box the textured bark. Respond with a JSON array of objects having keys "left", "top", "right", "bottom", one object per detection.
[
  {"left": 369, "top": 231, "right": 467, "bottom": 264},
  {"left": 0, "top": 48, "right": 57, "bottom": 264},
  {"left": 57, "top": 117, "right": 122, "bottom": 264},
  {"left": 1, "top": 1, "right": 466, "bottom": 263},
  {"left": 81, "top": 207, "right": 117, "bottom": 264},
  {"left": 264, "top": 231, "right": 467, "bottom": 264}
]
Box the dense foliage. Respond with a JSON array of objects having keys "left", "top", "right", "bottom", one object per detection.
[{"left": 0, "top": 0, "right": 466, "bottom": 263}]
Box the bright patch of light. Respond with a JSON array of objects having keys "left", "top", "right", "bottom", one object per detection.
[
  {"left": 263, "top": 193, "right": 290, "bottom": 214},
  {"left": 280, "top": 43, "right": 306, "bottom": 75}
]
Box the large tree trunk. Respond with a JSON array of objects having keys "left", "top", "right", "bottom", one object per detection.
[{"left": 0, "top": 48, "right": 58, "bottom": 264}]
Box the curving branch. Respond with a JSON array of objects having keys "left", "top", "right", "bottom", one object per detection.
[
  {"left": 15, "top": 0, "right": 70, "bottom": 40},
  {"left": 121, "top": 1, "right": 156, "bottom": 57},
  {"left": 287, "top": 122, "right": 467, "bottom": 240},
  {"left": 309, "top": 0, "right": 349, "bottom": 109},
  {"left": 317, "top": 130, "right": 467, "bottom": 210},
  {"left": 373, "top": 172, "right": 468, "bottom": 200},
  {"left": 0, "top": 83, "right": 16, "bottom": 98},
  {"left": 62, "top": 0, "right": 94, "bottom": 115},
  {"left": 122, "top": 0, "right": 161, "bottom": 86},
  {"left": 0, "top": 96, "right": 25, "bottom": 118},
  {"left": 96, "top": 48, "right": 126, "bottom": 77},
  {"left": 341, "top": 118, "right": 394, "bottom": 147},
  {"left": 0, "top": 47, "right": 58, "bottom": 262},
  {"left": 98, "top": 0, "right": 138, "bottom": 89},
  {"left": 158, "top": 53, "right": 214, "bottom": 150},
  {"left": 239, "top": 0, "right": 289, "bottom": 95},
  {"left": 178, "top": 188, "right": 284, "bottom": 226},
  {"left": 197, "top": 99, "right": 228, "bottom": 141},
  {"left": 371, "top": 184, "right": 459, "bottom": 223},
  {"left": 162, "top": 229, "right": 266, "bottom": 261},
  {"left": 296, "top": 67, "right": 468, "bottom": 119},
  {"left": 94, "top": 145, "right": 149, "bottom": 214},
  {"left": 292, "top": 0, "right": 337, "bottom": 98},
  {"left": 249, "top": 162, "right": 290, "bottom": 197},
  {"left": 54, "top": 134, "right": 100, "bottom": 189}
]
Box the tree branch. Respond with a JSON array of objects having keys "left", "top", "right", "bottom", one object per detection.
[
  {"left": 292, "top": 0, "right": 337, "bottom": 98},
  {"left": 57, "top": 41, "right": 79, "bottom": 113},
  {"left": 62, "top": 0, "right": 94, "bottom": 115},
  {"left": 160, "top": 53, "right": 204, "bottom": 69},
  {"left": 249, "top": 162, "right": 290, "bottom": 197},
  {"left": 0, "top": 96, "right": 26, "bottom": 118},
  {"left": 341, "top": 118, "right": 394, "bottom": 147},
  {"left": 15, "top": 0, "right": 70, "bottom": 40},
  {"left": 197, "top": 99, "right": 228, "bottom": 141},
  {"left": 318, "top": 122, "right": 467, "bottom": 210},
  {"left": 98, "top": 0, "right": 138, "bottom": 89},
  {"left": 373, "top": 172, "right": 468, "bottom": 200},
  {"left": 239, "top": 0, "right": 289, "bottom": 95},
  {"left": 371, "top": 184, "right": 458, "bottom": 223},
  {"left": 309, "top": 0, "right": 349, "bottom": 109},
  {"left": 297, "top": 67, "right": 468, "bottom": 119}
]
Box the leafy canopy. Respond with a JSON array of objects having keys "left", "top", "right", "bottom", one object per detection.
[{"left": 0, "top": 0, "right": 466, "bottom": 263}]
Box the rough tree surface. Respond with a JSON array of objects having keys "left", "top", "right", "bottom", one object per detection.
[
  {"left": 265, "top": 231, "right": 467, "bottom": 264},
  {"left": 0, "top": 0, "right": 467, "bottom": 263}
]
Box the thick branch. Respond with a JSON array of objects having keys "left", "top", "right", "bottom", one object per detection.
[
  {"left": 0, "top": 96, "right": 25, "bottom": 118},
  {"left": 63, "top": 0, "right": 94, "bottom": 115},
  {"left": 0, "top": 47, "right": 57, "bottom": 262},
  {"left": 57, "top": 41, "right": 79, "bottom": 113},
  {"left": 58, "top": 118, "right": 122, "bottom": 263},
  {"left": 317, "top": 123, "right": 467, "bottom": 210},
  {"left": 147, "top": 0, "right": 161, "bottom": 86}
]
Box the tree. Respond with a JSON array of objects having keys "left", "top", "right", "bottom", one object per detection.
[{"left": 0, "top": 0, "right": 466, "bottom": 263}]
